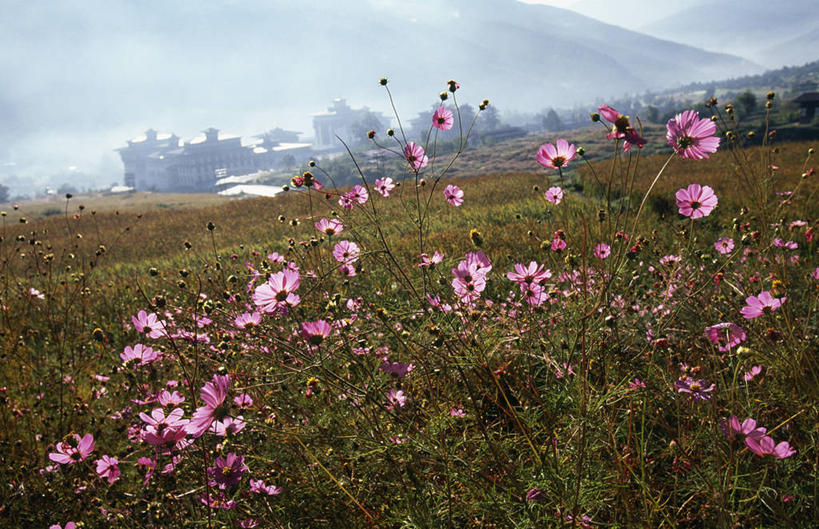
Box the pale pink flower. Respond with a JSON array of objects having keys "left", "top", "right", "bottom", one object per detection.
[
  {"left": 380, "top": 360, "right": 415, "bottom": 378},
  {"left": 200, "top": 491, "right": 237, "bottom": 510},
  {"left": 140, "top": 407, "right": 189, "bottom": 447},
  {"left": 386, "top": 388, "right": 407, "bottom": 410},
  {"left": 667, "top": 110, "right": 720, "bottom": 159},
  {"left": 49, "top": 433, "right": 95, "bottom": 465},
  {"left": 741, "top": 291, "right": 785, "bottom": 319},
  {"left": 252, "top": 270, "right": 301, "bottom": 315},
  {"left": 301, "top": 320, "right": 333, "bottom": 345},
  {"left": 536, "top": 139, "right": 576, "bottom": 170},
  {"left": 418, "top": 251, "right": 444, "bottom": 268},
  {"left": 594, "top": 243, "right": 611, "bottom": 259},
  {"left": 157, "top": 390, "right": 185, "bottom": 406},
  {"left": 745, "top": 436, "right": 796, "bottom": 459},
  {"left": 234, "top": 311, "right": 262, "bottom": 329},
  {"left": 120, "top": 343, "right": 160, "bottom": 366},
  {"left": 315, "top": 217, "right": 343, "bottom": 236},
  {"left": 674, "top": 376, "right": 715, "bottom": 401},
  {"left": 443, "top": 184, "right": 464, "bottom": 206},
  {"left": 743, "top": 365, "right": 763, "bottom": 382},
  {"left": 374, "top": 177, "right": 395, "bottom": 197},
  {"left": 507, "top": 261, "right": 551, "bottom": 286},
  {"left": 544, "top": 186, "right": 563, "bottom": 204},
  {"left": 404, "top": 142, "right": 428, "bottom": 171},
  {"left": 29, "top": 287, "right": 45, "bottom": 300},
  {"left": 187, "top": 374, "right": 231, "bottom": 438},
  {"left": 131, "top": 310, "right": 166, "bottom": 338},
  {"left": 250, "top": 479, "right": 283, "bottom": 495},
  {"left": 715, "top": 237, "right": 734, "bottom": 254},
  {"left": 704, "top": 322, "right": 746, "bottom": 351},
  {"left": 598, "top": 104, "right": 647, "bottom": 151},
  {"left": 94, "top": 455, "right": 120, "bottom": 484},
  {"left": 675, "top": 184, "right": 718, "bottom": 218},
  {"left": 210, "top": 416, "right": 246, "bottom": 437},
  {"left": 333, "top": 240, "right": 360, "bottom": 264},
  {"left": 432, "top": 106, "right": 454, "bottom": 131}
]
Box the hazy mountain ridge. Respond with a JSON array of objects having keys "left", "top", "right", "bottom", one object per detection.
[{"left": 1, "top": 0, "right": 761, "bottom": 196}]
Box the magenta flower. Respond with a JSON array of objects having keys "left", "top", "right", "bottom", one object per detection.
[
  {"left": 120, "top": 343, "right": 160, "bottom": 366},
  {"left": 551, "top": 235, "right": 567, "bottom": 252},
  {"left": 666, "top": 110, "right": 720, "bottom": 159},
  {"left": 158, "top": 390, "right": 185, "bottom": 406},
  {"left": 432, "top": 106, "right": 454, "bottom": 131},
  {"left": 418, "top": 251, "right": 444, "bottom": 268},
  {"left": 722, "top": 416, "right": 767, "bottom": 440},
  {"left": 348, "top": 185, "right": 369, "bottom": 205},
  {"left": 208, "top": 453, "right": 248, "bottom": 489},
  {"left": 315, "top": 217, "right": 343, "bottom": 236},
  {"left": 132, "top": 310, "right": 166, "bottom": 338},
  {"left": 810, "top": 267, "right": 819, "bottom": 281},
  {"left": 521, "top": 283, "right": 549, "bottom": 306},
  {"left": 374, "top": 177, "right": 395, "bottom": 197},
  {"left": 301, "top": 320, "right": 332, "bottom": 346},
  {"left": 526, "top": 487, "right": 544, "bottom": 502},
  {"left": 94, "top": 455, "right": 120, "bottom": 484},
  {"left": 745, "top": 435, "right": 796, "bottom": 459},
  {"left": 333, "top": 240, "right": 360, "bottom": 264},
  {"left": 49, "top": 433, "right": 95, "bottom": 465},
  {"left": 210, "top": 416, "right": 246, "bottom": 437},
  {"left": 544, "top": 186, "right": 563, "bottom": 204},
  {"left": 200, "top": 491, "right": 237, "bottom": 510},
  {"left": 380, "top": 360, "right": 415, "bottom": 378},
  {"left": 234, "top": 393, "right": 253, "bottom": 408},
  {"left": 252, "top": 269, "right": 301, "bottom": 315},
  {"left": 49, "top": 524, "right": 76, "bottom": 529},
  {"left": 594, "top": 243, "right": 611, "bottom": 259},
  {"left": 675, "top": 184, "right": 718, "bottom": 218},
  {"left": 536, "top": 139, "right": 576, "bottom": 170},
  {"left": 674, "top": 376, "right": 715, "bottom": 401},
  {"left": 443, "top": 184, "right": 464, "bottom": 206},
  {"left": 451, "top": 260, "right": 487, "bottom": 303},
  {"left": 743, "top": 365, "right": 763, "bottom": 382},
  {"left": 598, "top": 104, "right": 647, "bottom": 151},
  {"left": 234, "top": 311, "right": 261, "bottom": 329},
  {"left": 704, "top": 322, "right": 746, "bottom": 351},
  {"left": 715, "top": 237, "right": 734, "bottom": 254},
  {"left": 741, "top": 291, "right": 786, "bottom": 319},
  {"left": 187, "top": 374, "right": 231, "bottom": 438},
  {"left": 404, "top": 142, "right": 428, "bottom": 171},
  {"left": 250, "top": 478, "right": 283, "bottom": 495}
]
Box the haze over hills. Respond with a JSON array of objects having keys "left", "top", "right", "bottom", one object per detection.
[
  {"left": 1, "top": 0, "right": 763, "bottom": 197},
  {"left": 640, "top": 0, "right": 819, "bottom": 68}
]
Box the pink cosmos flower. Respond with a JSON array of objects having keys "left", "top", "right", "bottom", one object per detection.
[
  {"left": 333, "top": 240, "right": 360, "bottom": 264},
  {"left": 120, "top": 343, "right": 160, "bottom": 366},
  {"left": 666, "top": 110, "right": 720, "bottom": 159},
  {"left": 140, "top": 407, "right": 189, "bottom": 448},
  {"left": 598, "top": 104, "right": 647, "bottom": 151},
  {"left": 810, "top": 267, "right": 819, "bottom": 281},
  {"left": 49, "top": 524, "right": 76, "bottom": 529},
  {"left": 386, "top": 388, "right": 407, "bottom": 410},
  {"left": 722, "top": 416, "right": 767, "bottom": 440},
  {"left": 380, "top": 360, "right": 415, "bottom": 378},
  {"left": 432, "top": 106, "right": 454, "bottom": 130},
  {"left": 49, "top": 433, "right": 95, "bottom": 465},
  {"left": 374, "top": 177, "right": 395, "bottom": 197},
  {"left": 772, "top": 238, "right": 798, "bottom": 250},
  {"left": 536, "top": 139, "right": 576, "bottom": 170},
  {"left": 674, "top": 376, "right": 715, "bottom": 401},
  {"left": 158, "top": 390, "right": 185, "bottom": 406},
  {"left": 301, "top": 320, "right": 333, "bottom": 346},
  {"left": 507, "top": 261, "right": 552, "bottom": 286},
  {"left": 704, "top": 322, "right": 746, "bottom": 351},
  {"left": 449, "top": 408, "right": 466, "bottom": 417},
  {"left": 594, "top": 243, "right": 611, "bottom": 259},
  {"left": 250, "top": 479, "right": 283, "bottom": 495},
  {"left": 741, "top": 291, "right": 785, "bottom": 319},
  {"left": 676, "top": 184, "right": 718, "bottom": 218},
  {"left": 544, "top": 186, "right": 563, "bottom": 204},
  {"left": 348, "top": 185, "right": 369, "bottom": 205},
  {"left": 234, "top": 311, "right": 262, "bottom": 329},
  {"left": 404, "top": 142, "right": 428, "bottom": 171},
  {"left": 465, "top": 250, "right": 492, "bottom": 274},
  {"left": 551, "top": 236, "right": 567, "bottom": 252},
  {"left": 200, "top": 491, "right": 237, "bottom": 510},
  {"left": 444, "top": 184, "right": 464, "bottom": 206},
  {"left": 745, "top": 435, "right": 796, "bottom": 459},
  {"left": 210, "top": 416, "right": 246, "bottom": 437},
  {"left": 715, "top": 237, "right": 734, "bottom": 254},
  {"left": 315, "top": 217, "right": 343, "bottom": 236},
  {"left": 521, "top": 283, "right": 549, "bottom": 306},
  {"left": 252, "top": 270, "right": 301, "bottom": 315},
  {"left": 452, "top": 260, "right": 487, "bottom": 303},
  {"left": 339, "top": 264, "right": 356, "bottom": 277},
  {"left": 94, "top": 455, "right": 120, "bottom": 484},
  {"left": 30, "top": 287, "right": 45, "bottom": 300},
  {"left": 743, "top": 365, "right": 763, "bottom": 382},
  {"left": 132, "top": 310, "right": 166, "bottom": 338},
  {"left": 418, "top": 251, "right": 444, "bottom": 268},
  {"left": 234, "top": 393, "right": 253, "bottom": 408},
  {"left": 187, "top": 374, "right": 231, "bottom": 438}
]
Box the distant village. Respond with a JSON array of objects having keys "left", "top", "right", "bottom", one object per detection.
[{"left": 116, "top": 98, "right": 390, "bottom": 195}]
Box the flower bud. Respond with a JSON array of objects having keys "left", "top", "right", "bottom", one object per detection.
[
  {"left": 367, "top": 130, "right": 376, "bottom": 139},
  {"left": 576, "top": 147, "right": 585, "bottom": 156},
  {"left": 766, "top": 91, "right": 775, "bottom": 100},
  {"left": 590, "top": 112, "right": 600, "bottom": 122},
  {"left": 387, "top": 129, "right": 395, "bottom": 136},
  {"left": 379, "top": 77, "right": 388, "bottom": 86},
  {"left": 439, "top": 92, "right": 448, "bottom": 101}
]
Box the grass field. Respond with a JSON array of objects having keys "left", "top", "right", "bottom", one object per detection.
[{"left": 2, "top": 103, "right": 818, "bottom": 528}]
